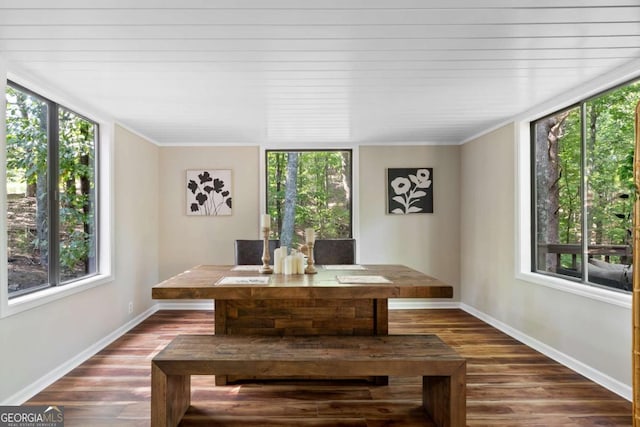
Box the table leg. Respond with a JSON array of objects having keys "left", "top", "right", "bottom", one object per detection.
[
  {"left": 373, "top": 298, "right": 389, "bottom": 385},
  {"left": 214, "top": 300, "right": 229, "bottom": 384},
  {"left": 213, "top": 297, "right": 392, "bottom": 385}
]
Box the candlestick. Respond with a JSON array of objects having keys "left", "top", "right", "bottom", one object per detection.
[
  {"left": 259, "top": 226, "right": 273, "bottom": 274},
  {"left": 304, "top": 241, "right": 317, "bottom": 274}
]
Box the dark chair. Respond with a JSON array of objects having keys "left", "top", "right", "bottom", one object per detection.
[
  {"left": 234, "top": 239, "right": 280, "bottom": 265},
  {"left": 313, "top": 239, "right": 356, "bottom": 265}
]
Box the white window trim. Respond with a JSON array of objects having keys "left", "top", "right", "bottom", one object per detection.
[
  {"left": 0, "top": 73, "right": 114, "bottom": 318},
  {"left": 514, "top": 121, "right": 631, "bottom": 309}
]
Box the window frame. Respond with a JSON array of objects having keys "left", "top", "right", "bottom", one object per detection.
[
  {"left": 264, "top": 148, "right": 354, "bottom": 241},
  {"left": 517, "top": 121, "right": 631, "bottom": 309},
  {"left": 1, "top": 75, "right": 113, "bottom": 318},
  {"left": 530, "top": 79, "right": 639, "bottom": 294},
  {"left": 515, "top": 76, "right": 639, "bottom": 308}
]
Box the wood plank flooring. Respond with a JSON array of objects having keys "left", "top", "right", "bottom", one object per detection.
[{"left": 26, "top": 309, "right": 631, "bottom": 426}]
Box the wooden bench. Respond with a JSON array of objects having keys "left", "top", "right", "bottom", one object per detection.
[{"left": 151, "top": 334, "right": 466, "bottom": 427}]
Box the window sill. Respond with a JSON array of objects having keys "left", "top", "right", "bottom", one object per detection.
[
  {"left": 516, "top": 271, "right": 631, "bottom": 309},
  {"left": 1, "top": 273, "right": 113, "bottom": 318}
]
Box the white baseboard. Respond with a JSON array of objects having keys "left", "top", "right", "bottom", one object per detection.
[
  {"left": 460, "top": 302, "right": 632, "bottom": 401},
  {"left": 388, "top": 299, "right": 460, "bottom": 310},
  {"left": 156, "top": 301, "right": 214, "bottom": 310},
  {"left": 2, "top": 305, "right": 158, "bottom": 405}
]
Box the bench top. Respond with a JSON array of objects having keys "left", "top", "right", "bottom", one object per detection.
[{"left": 153, "top": 334, "right": 465, "bottom": 377}]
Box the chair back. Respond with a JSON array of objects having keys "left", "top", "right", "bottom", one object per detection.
[
  {"left": 235, "top": 239, "right": 280, "bottom": 265},
  {"left": 313, "top": 239, "right": 356, "bottom": 265}
]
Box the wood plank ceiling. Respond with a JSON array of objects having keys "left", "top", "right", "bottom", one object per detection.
[{"left": 0, "top": 0, "right": 639, "bottom": 145}]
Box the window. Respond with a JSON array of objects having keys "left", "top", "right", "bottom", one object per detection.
[
  {"left": 5, "top": 81, "right": 98, "bottom": 298},
  {"left": 265, "top": 150, "right": 352, "bottom": 247},
  {"left": 532, "top": 80, "right": 640, "bottom": 292}
]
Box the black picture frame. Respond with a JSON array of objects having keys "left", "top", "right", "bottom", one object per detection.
[{"left": 386, "top": 167, "right": 433, "bottom": 214}]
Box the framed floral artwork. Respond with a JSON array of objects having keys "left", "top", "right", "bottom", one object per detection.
[
  {"left": 186, "top": 169, "right": 232, "bottom": 216},
  {"left": 386, "top": 168, "right": 433, "bottom": 214}
]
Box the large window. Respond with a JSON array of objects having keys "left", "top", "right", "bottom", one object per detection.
[
  {"left": 5, "top": 81, "right": 98, "bottom": 298},
  {"left": 265, "top": 150, "right": 352, "bottom": 248},
  {"left": 532, "top": 80, "right": 640, "bottom": 292}
]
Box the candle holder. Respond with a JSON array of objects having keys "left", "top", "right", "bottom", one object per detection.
[
  {"left": 259, "top": 227, "right": 273, "bottom": 274},
  {"left": 304, "top": 241, "right": 317, "bottom": 274}
]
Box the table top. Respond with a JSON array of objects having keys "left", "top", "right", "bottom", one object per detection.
[{"left": 152, "top": 264, "right": 453, "bottom": 300}]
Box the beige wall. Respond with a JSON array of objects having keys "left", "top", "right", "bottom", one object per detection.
[
  {"left": 0, "top": 121, "right": 160, "bottom": 402},
  {"left": 113, "top": 125, "right": 160, "bottom": 314},
  {"left": 460, "top": 123, "right": 631, "bottom": 388},
  {"left": 359, "top": 145, "right": 461, "bottom": 297},
  {"left": 155, "top": 145, "right": 462, "bottom": 295},
  {"left": 158, "top": 146, "right": 260, "bottom": 280}
]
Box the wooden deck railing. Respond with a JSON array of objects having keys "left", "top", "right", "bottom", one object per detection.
[{"left": 538, "top": 243, "right": 632, "bottom": 270}]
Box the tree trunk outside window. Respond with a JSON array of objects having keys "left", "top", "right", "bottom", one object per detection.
[
  {"left": 280, "top": 152, "right": 298, "bottom": 249},
  {"left": 535, "top": 114, "right": 567, "bottom": 272}
]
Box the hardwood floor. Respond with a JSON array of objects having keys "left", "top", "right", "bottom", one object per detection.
[{"left": 26, "top": 309, "right": 631, "bottom": 426}]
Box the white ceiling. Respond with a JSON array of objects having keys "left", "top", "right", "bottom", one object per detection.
[{"left": 1, "top": 0, "right": 640, "bottom": 145}]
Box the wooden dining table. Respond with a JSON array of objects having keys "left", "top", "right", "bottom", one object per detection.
[
  {"left": 152, "top": 264, "right": 453, "bottom": 337},
  {"left": 152, "top": 264, "right": 453, "bottom": 384}
]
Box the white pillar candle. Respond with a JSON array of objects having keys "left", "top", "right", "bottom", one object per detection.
[
  {"left": 273, "top": 248, "right": 282, "bottom": 274},
  {"left": 284, "top": 255, "right": 293, "bottom": 275},
  {"left": 305, "top": 228, "right": 315, "bottom": 243},
  {"left": 291, "top": 250, "right": 299, "bottom": 274},
  {"left": 261, "top": 214, "right": 270, "bottom": 229},
  {"left": 296, "top": 252, "right": 305, "bottom": 274},
  {"left": 292, "top": 256, "right": 298, "bottom": 275}
]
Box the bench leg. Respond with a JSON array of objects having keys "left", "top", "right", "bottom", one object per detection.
[
  {"left": 422, "top": 362, "right": 466, "bottom": 427},
  {"left": 151, "top": 363, "right": 191, "bottom": 427}
]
